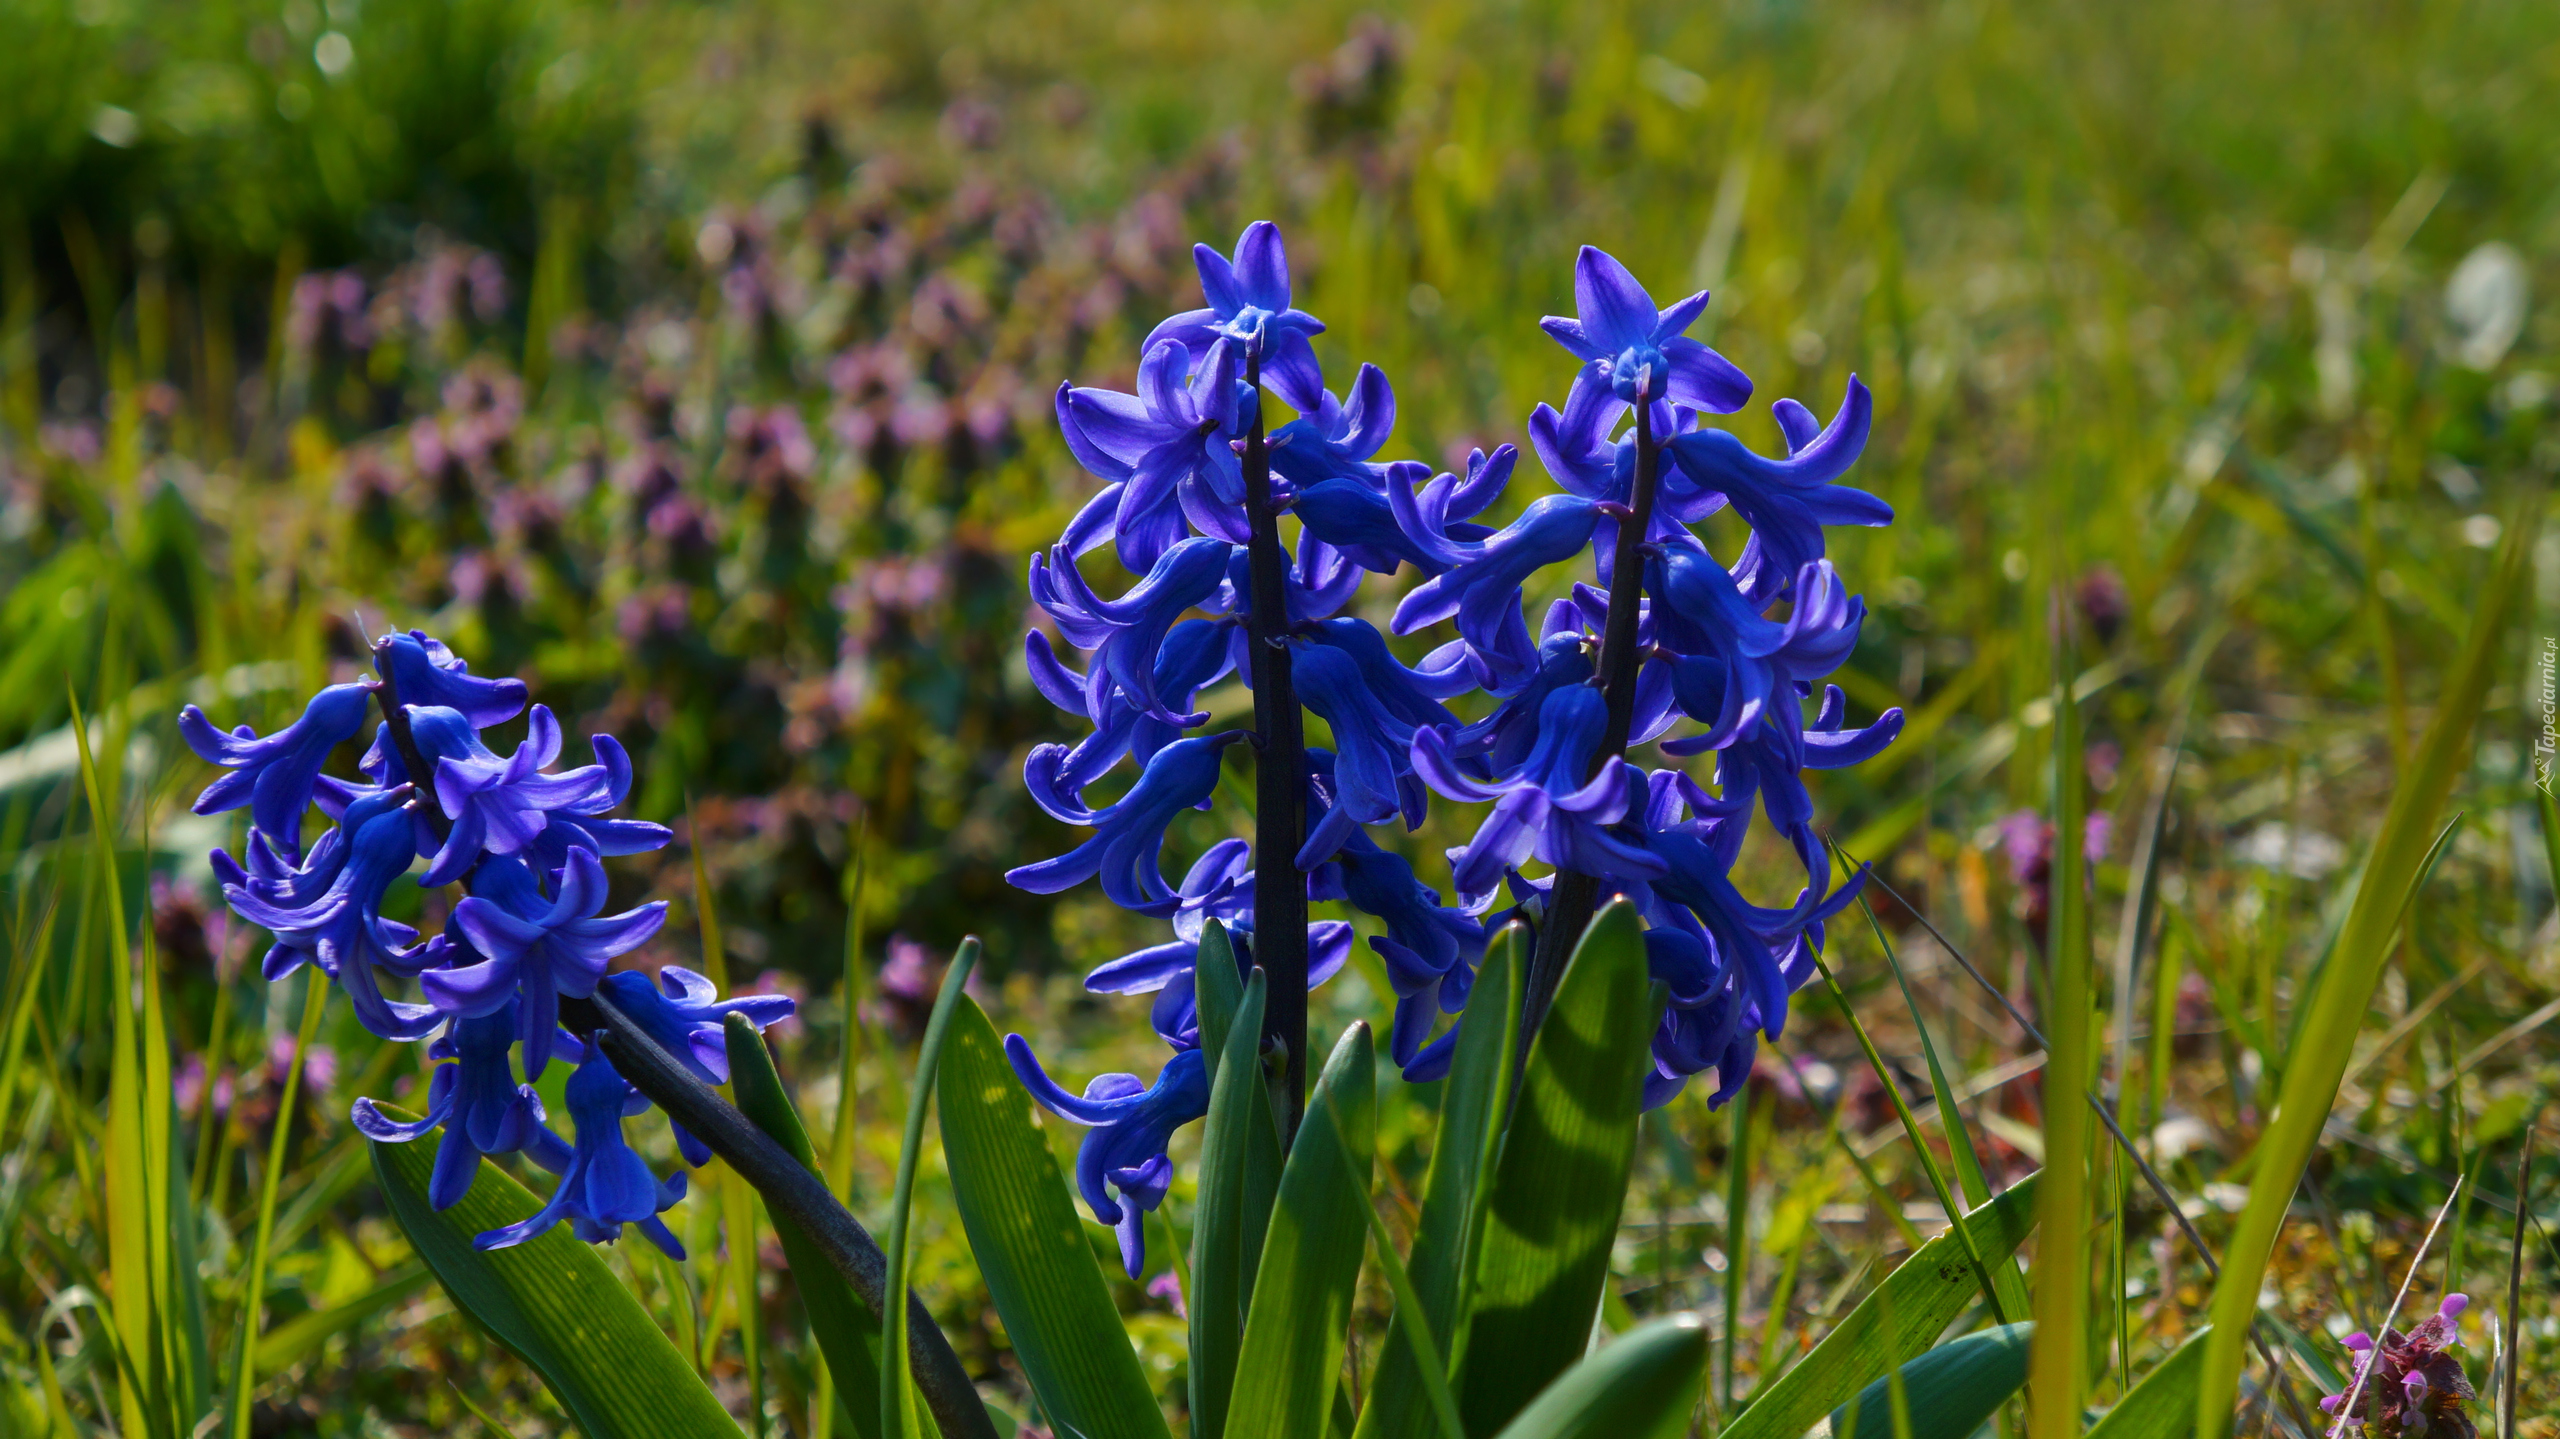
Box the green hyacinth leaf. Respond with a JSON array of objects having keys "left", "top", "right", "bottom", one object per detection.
[
  {"left": 935, "top": 999, "right": 1171, "bottom": 1439},
  {"left": 725, "top": 1014, "right": 885, "bottom": 1439},
  {"left": 1224, "top": 1022, "right": 1377, "bottom": 1439},
  {"left": 1355, "top": 921, "right": 1525, "bottom": 1439},
  {"left": 1829, "top": 1323, "right": 2034, "bottom": 1439},
  {"left": 1190, "top": 965, "right": 1278, "bottom": 1439},
  {"left": 1723, "top": 1171, "right": 2042, "bottom": 1439},
  {"left": 369, "top": 1110, "right": 739, "bottom": 1439},
  {"left": 2086, "top": 1326, "right": 2211, "bottom": 1439},
  {"left": 1456, "top": 900, "right": 1654, "bottom": 1437},
  {"left": 1486, "top": 1313, "right": 1707, "bottom": 1439}
]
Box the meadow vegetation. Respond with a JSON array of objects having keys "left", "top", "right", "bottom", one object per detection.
[{"left": 2, "top": 0, "right": 2556, "bottom": 1434}]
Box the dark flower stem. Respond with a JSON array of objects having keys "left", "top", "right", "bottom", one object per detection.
[
  {"left": 1239, "top": 346, "right": 1310, "bottom": 1144},
  {"left": 1524, "top": 399, "right": 1658, "bottom": 1038},
  {"left": 366, "top": 650, "right": 996, "bottom": 1439}
]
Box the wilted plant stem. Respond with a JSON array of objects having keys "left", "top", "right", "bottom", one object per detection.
[
  {"left": 1526, "top": 402, "right": 1658, "bottom": 1038},
  {"left": 1240, "top": 344, "right": 1310, "bottom": 1141}
]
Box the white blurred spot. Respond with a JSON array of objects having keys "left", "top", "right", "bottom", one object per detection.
[
  {"left": 2233, "top": 821, "right": 2345, "bottom": 879},
  {"left": 2446, "top": 241, "right": 2528, "bottom": 370},
  {"left": 2462, "top": 513, "right": 2503, "bottom": 548},
  {"left": 89, "top": 105, "right": 138, "bottom": 147},
  {"left": 314, "top": 31, "right": 354, "bottom": 78},
  {"left": 1638, "top": 56, "right": 1708, "bottom": 109}
]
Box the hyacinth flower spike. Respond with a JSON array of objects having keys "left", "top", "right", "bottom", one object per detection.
[
  {"left": 1539, "top": 245, "right": 1752, "bottom": 410},
  {"left": 1288, "top": 645, "right": 1429, "bottom": 867},
  {"left": 180, "top": 681, "right": 372, "bottom": 859},
  {"left": 1322, "top": 833, "right": 1487, "bottom": 1069},
  {"left": 1053, "top": 339, "right": 1247, "bottom": 568},
  {"left": 1003, "top": 1039, "right": 1209, "bottom": 1276},
  {"left": 475, "top": 1045, "right": 688, "bottom": 1258},
  {"left": 1266, "top": 362, "right": 1396, "bottom": 489},
  {"left": 1007, "top": 732, "right": 1245, "bottom": 916},
  {"left": 406, "top": 704, "right": 644, "bottom": 887},
  {"left": 595, "top": 965, "right": 797, "bottom": 1086},
  {"left": 375, "top": 628, "right": 528, "bottom": 727},
  {"left": 1144, "top": 220, "right": 1327, "bottom": 410},
  {"left": 1665, "top": 376, "right": 1887, "bottom": 604},
  {"left": 436, "top": 849, "right": 670, "bottom": 1077},
  {"left": 1413, "top": 685, "right": 1663, "bottom": 910},
  {"left": 224, "top": 793, "right": 444, "bottom": 1040},
  {"left": 353, "top": 1003, "right": 565, "bottom": 1210},
  {"left": 1029, "top": 534, "right": 1237, "bottom": 727},
  {"left": 1391, "top": 493, "right": 1599, "bottom": 687},
  {"left": 1023, "top": 616, "right": 1235, "bottom": 805}
]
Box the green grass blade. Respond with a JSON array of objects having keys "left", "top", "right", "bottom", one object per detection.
[
  {"left": 1485, "top": 1313, "right": 1707, "bottom": 1439},
  {"left": 935, "top": 995, "right": 1171, "bottom": 1439},
  {"left": 2033, "top": 619, "right": 2095, "bottom": 1439},
  {"left": 1226, "top": 1022, "right": 1377, "bottom": 1439},
  {"left": 727, "top": 1013, "right": 885, "bottom": 1439},
  {"left": 2194, "top": 493, "right": 2538, "bottom": 1439},
  {"left": 1723, "top": 1172, "right": 2043, "bottom": 1439},
  {"left": 1850, "top": 886, "right": 2032, "bottom": 1323},
  {"left": 250, "top": 1264, "right": 433, "bottom": 1374},
  {"left": 884, "top": 936, "right": 981, "bottom": 1439},
  {"left": 1355, "top": 922, "right": 1524, "bottom": 1439},
  {"left": 1813, "top": 947, "right": 2015, "bottom": 1328},
  {"left": 1831, "top": 1323, "right": 2034, "bottom": 1439},
  {"left": 1191, "top": 964, "right": 1274, "bottom": 1439},
  {"left": 368, "top": 1108, "right": 739, "bottom": 1439},
  {"left": 2084, "top": 1327, "right": 2210, "bottom": 1439},
  {"left": 1336, "top": 1109, "right": 1466, "bottom": 1439},
  {"left": 226, "top": 969, "right": 327, "bottom": 1438},
  {"left": 1456, "top": 900, "right": 1653, "bottom": 1437}
]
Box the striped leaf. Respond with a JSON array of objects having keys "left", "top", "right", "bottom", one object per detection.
[
  {"left": 1831, "top": 1323, "right": 2034, "bottom": 1439},
  {"left": 1723, "top": 1171, "right": 2043, "bottom": 1439},
  {"left": 934, "top": 998, "right": 1170, "bottom": 1439},
  {"left": 1225, "top": 1022, "right": 1377, "bottom": 1439},
  {"left": 1456, "top": 901, "right": 1653, "bottom": 1437},
  {"left": 370, "top": 1111, "right": 739, "bottom": 1439}
]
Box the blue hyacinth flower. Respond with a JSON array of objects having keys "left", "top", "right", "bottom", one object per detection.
[
  {"left": 1663, "top": 377, "right": 1886, "bottom": 604},
  {"left": 406, "top": 704, "right": 650, "bottom": 888},
  {"left": 1267, "top": 362, "right": 1395, "bottom": 490},
  {"left": 1029, "top": 535, "right": 1237, "bottom": 729},
  {"left": 475, "top": 1046, "right": 688, "bottom": 1259},
  {"left": 594, "top": 964, "right": 798, "bottom": 1086},
  {"left": 1004, "top": 1040, "right": 1209, "bottom": 1276},
  {"left": 1007, "top": 731, "right": 1245, "bottom": 916},
  {"left": 1055, "top": 339, "right": 1248, "bottom": 570},
  {"left": 180, "top": 682, "right": 373, "bottom": 860},
  {"left": 352, "top": 1002, "right": 565, "bottom": 1209},
  {"left": 1412, "top": 686, "right": 1663, "bottom": 910},
  {"left": 1289, "top": 648, "right": 1430, "bottom": 867},
  {"left": 1144, "top": 221, "right": 1328, "bottom": 413},
  {"left": 1023, "top": 616, "right": 1236, "bottom": 808},
  {"left": 1391, "top": 493, "right": 1599, "bottom": 689},
  {"left": 1539, "top": 245, "right": 1752, "bottom": 411},
  {"left": 224, "top": 794, "right": 445, "bottom": 1041},
  {"left": 437, "top": 849, "right": 670, "bottom": 1079},
  {"left": 1322, "top": 834, "right": 1486, "bottom": 1069},
  {"left": 375, "top": 628, "right": 528, "bottom": 728}
]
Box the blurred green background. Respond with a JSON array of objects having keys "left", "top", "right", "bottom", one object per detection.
[{"left": 5, "top": 0, "right": 2557, "bottom": 1432}]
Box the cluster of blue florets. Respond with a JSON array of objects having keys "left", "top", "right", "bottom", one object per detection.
[
  {"left": 180, "top": 631, "right": 793, "bottom": 1256},
  {"left": 1005, "top": 222, "right": 1903, "bottom": 1274}
]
